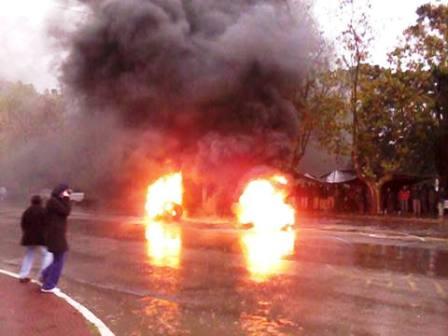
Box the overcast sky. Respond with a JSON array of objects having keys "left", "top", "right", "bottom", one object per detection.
[{"left": 0, "top": 0, "right": 446, "bottom": 92}]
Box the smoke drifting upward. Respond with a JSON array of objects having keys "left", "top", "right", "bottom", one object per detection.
[
  {"left": 64, "top": 0, "right": 318, "bottom": 143},
  {"left": 40, "top": 0, "right": 320, "bottom": 208}
]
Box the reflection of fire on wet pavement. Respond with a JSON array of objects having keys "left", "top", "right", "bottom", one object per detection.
[
  {"left": 145, "top": 222, "right": 181, "bottom": 269},
  {"left": 144, "top": 172, "right": 297, "bottom": 281},
  {"left": 240, "top": 231, "right": 295, "bottom": 282},
  {"left": 3, "top": 174, "right": 448, "bottom": 335},
  {"left": 234, "top": 174, "right": 296, "bottom": 281},
  {"left": 1, "top": 206, "right": 448, "bottom": 335},
  {"left": 144, "top": 173, "right": 183, "bottom": 269}
]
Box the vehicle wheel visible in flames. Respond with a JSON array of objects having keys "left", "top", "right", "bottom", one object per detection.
[{"left": 155, "top": 202, "right": 183, "bottom": 221}]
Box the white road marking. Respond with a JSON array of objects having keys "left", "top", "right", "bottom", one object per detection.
[{"left": 0, "top": 269, "right": 115, "bottom": 336}]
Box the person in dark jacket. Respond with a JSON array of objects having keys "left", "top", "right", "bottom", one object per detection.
[
  {"left": 428, "top": 186, "right": 438, "bottom": 217},
  {"left": 41, "top": 184, "right": 72, "bottom": 293},
  {"left": 411, "top": 185, "right": 421, "bottom": 217},
  {"left": 384, "top": 187, "right": 395, "bottom": 214},
  {"left": 18, "top": 195, "right": 52, "bottom": 283}
]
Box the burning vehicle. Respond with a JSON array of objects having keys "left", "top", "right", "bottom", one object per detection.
[
  {"left": 0, "top": 0, "right": 323, "bottom": 219},
  {"left": 50, "top": 0, "right": 320, "bottom": 215},
  {"left": 233, "top": 169, "right": 297, "bottom": 281},
  {"left": 144, "top": 167, "right": 297, "bottom": 280},
  {"left": 45, "top": 0, "right": 315, "bottom": 276},
  {"left": 145, "top": 172, "right": 184, "bottom": 221},
  {"left": 234, "top": 169, "right": 296, "bottom": 231},
  {"left": 144, "top": 167, "right": 296, "bottom": 229}
]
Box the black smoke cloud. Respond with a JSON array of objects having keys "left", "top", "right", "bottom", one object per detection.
[
  {"left": 2, "top": 0, "right": 322, "bottom": 207},
  {"left": 63, "top": 0, "right": 318, "bottom": 143}
]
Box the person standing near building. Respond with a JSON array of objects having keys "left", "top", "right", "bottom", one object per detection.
[
  {"left": 411, "top": 185, "right": 421, "bottom": 217},
  {"left": 428, "top": 186, "right": 437, "bottom": 217},
  {"left": 41, "top": 184, "right": 72, "bottom": 293},
  {"left": 18, "top": 195, "right": 52, "bottom": 283},
  {"left": 384, "top": 187, "right": 395, "bottom": 214},
  {"left": 398, "top": 185, "right": 410, "bottom": 215}
]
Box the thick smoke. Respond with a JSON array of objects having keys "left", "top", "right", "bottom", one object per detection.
[
  {"left": 2, "top": 0, "right": 322, "bottom": 210},
  {"left": 64, "top": 0, "right": 318, "bottom": 142},
  {"left": 60, "top": 0, "right": 320, "bottom": 198}
]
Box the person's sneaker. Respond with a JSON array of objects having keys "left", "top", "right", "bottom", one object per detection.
[
  {"left": 19, "top": 277, "right": 31, "bottom": 284},
  {"left": 40, "top": 287, "right": 60, "bottom": 294}
]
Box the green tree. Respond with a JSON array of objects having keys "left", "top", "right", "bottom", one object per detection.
[
  {"left": 355, "top": 65, "right": 435, "bottom": 212},
  {"left": 0, "top": 81, "right": 64, "bottom": 147},
  {"left": 0, "top": 81, "right": 64, "bottom": 190},
  {"left": 336, "top": 0, "right": 383, "bottom": 212},
  {"left": 336, "top": 0, "right": 437, "bottom": 213},
  {"left": 390, "top": 3, "right": 448, "bottom": 189},
  {"left": 0, "top": 81, "right": 38, "bottom": 142}
]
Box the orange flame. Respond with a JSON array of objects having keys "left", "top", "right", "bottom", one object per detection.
[
  {"left": 236, "top": 175, "right": 296, "bottom": 281},
  {"left": 145, "top": 221, "right": 181, "bottom": 268},
  {"left": 235, "top": 175, "right": 295, "bottom": 231},
  {"left": 145, "top": 172, "right": 183, "bottom": 220},
  {"left": 144, "top": 173, "right": 183, "bottom": 268},
  {"left": 241, "top": 230, "right": 295, "bottom": 282}
]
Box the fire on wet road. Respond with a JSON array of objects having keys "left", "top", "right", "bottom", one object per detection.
[{"left": 1, "top": 206, "right": 448, "bottom": 336}]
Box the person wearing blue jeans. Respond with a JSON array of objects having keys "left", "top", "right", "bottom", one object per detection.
[
  {"left": 19, "top": 195, "right": 51, "bottom": 283},
  {"left": 41, "top": 184, "right": 72, "bottom": 293},
  {"left": 19, "top": 246, "right": 52, "bottom": 281},
  {"left": 41, "top": 253, "right": 65, "bottom": 290}
]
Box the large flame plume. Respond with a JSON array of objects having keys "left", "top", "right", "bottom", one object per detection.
[
  {"left": 145, "top": 172, "right": 183, "bottom": 269},
  {"left": 145, "top": 172, "right": 183, "bottom": 220},
  {"left": 236, "top": 175, "right": 295, "bottom": 231},
  {"left": 236, "top": 174, "right": 296, "bottom": 281}
]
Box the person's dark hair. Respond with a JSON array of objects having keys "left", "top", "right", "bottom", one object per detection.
[
  {"left": 51, "top": 184, "right": 70, "bottom": 197},
  {"left": 31, "top": 195, "right": 42, "bottom": 205}
]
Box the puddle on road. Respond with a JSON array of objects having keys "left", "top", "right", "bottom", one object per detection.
[
  {"left": 64, "top": 218, "right": 448, "bottom": 336},
  {"left": 145, "top": 221, "right": 181, "bottom": 269},
  {"left": 75, "top": 218, "right": 448, "bottom": 279},
  {"left": 166, "top": 222, "right": 448, "bottom": 280},
  {"left": 353, "top": 244, "right": 448, "bottom": 277}
]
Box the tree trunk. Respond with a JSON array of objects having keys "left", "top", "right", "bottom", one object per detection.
[
  {"left": 366, "top": 179, "right": 393, "bottom": 215},
  {"left": 366, "top": 182, "right": 380, "bottom": 214}
]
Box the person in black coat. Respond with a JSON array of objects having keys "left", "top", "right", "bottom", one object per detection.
[
  {"left": 18, "top": 195, "right": 53, "bottom": 283},
  {"left": 41, "top": 184, "right": 72, "bottom": 293}
]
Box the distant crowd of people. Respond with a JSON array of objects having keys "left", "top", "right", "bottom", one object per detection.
[
  {"left": 384, "top": 185, "right": 446, "bottom": 217},
  {"left": 294, "top": 183, "right": 368, "bottom": 214},
  {"left": 293, "top": 181, "right": 446, "bottom": 217}
]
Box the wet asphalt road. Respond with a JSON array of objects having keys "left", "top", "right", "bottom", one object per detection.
[{"left": 1, "top": 205, "right": 447, "bottom": 336}]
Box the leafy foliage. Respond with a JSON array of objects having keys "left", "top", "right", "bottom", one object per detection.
[
  {"left": 357, "top": 65, "right": 435, "bottom": 180},
  {"left": 0, "top": 80, "right": 65, "bottom": 184},
  {"left": 0, "top": 81, "right": 64, "bottom": 147},
  {"left": 390, "top": 3, "right": 448, "bottom": 187},
  {"left": 328, "top": 0, "right": 442, "bottom": 212}
]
